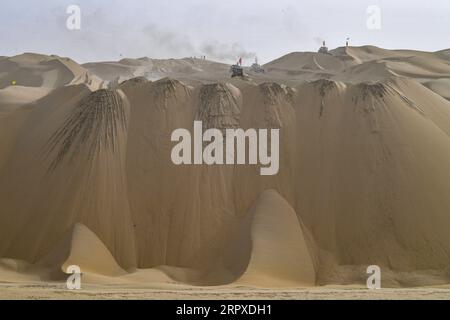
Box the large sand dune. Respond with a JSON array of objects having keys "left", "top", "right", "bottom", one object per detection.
[{"left": 0, "top": 46, "right": 450, "bottom": 292}]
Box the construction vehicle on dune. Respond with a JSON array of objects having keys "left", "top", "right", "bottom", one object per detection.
[{"left": 230, "top": 57, "right": 244, "bottom": 77}]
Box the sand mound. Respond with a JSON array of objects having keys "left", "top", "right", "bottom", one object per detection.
[
  {"left": 197, "top": 83, "right": 242, "bottom": 130},
  {"left": 256, "top": 82, "right": 295, "bottom": 128},
  {"left": 0, "top": 53, "right": 103, "bottom": 90},
  {"left": 0, "top": 86, "right": 52, "bottom": 115},
  {"left": 45, "top": 88, "right": 128, "bottom": 171},
  {"left": 236, "top": 190, "right": 316, "bottom": 287},
  {"left": 39, "top": 223, "right": 126, "bottom": 277},
  {"left": 83, "top": 57, "right": 230, "bottom": 85},
  {"left": 265, "top": 52, "right": 346, "bottom": 73},
  {"left": 119, "top": 76, "right": 150, "bottom": 87}
]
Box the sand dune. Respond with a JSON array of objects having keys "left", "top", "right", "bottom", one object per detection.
[
  {"left": 0, "top": 86, "right": 52, "bottom": 113},
  {"left": 236, "top": 190, "right": 316, "bottom": 287},
  {"left": 0, "top": 53, "right": 103, "bottom": 91},
  {"left": 0, "top": 46, "right": 450, "bottom": 293},
  {"left": 83, "top": 57, "right": 230, "bottom": 85},
  {"left": 38, "top": 223, "right": 126, "bottom": 277}
]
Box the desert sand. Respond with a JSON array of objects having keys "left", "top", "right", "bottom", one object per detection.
[{"left": 0, "top": 46, "right": 450, "bottom": 299}]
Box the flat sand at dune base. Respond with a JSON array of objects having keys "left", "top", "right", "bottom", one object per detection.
[{"left": 1, "top": 282, "right": 450, "bottom": 300}]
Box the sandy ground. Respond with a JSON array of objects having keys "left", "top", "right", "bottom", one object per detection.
[
  {"left": 1, "top": 48, "right": 450, "bottom": 295},
  {"left": 1, "top": 282, "right": 450, "bottom": 300}
]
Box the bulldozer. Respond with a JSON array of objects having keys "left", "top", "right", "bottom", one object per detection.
[
  {"left": 230, "top": 64, "right": 244, "bottom": 77},
  {"left": 250, "top": 57, "right": 265, "bottom": 73},
  {"left": 318, "top": 41, "right": 329, "bottom": 54}
]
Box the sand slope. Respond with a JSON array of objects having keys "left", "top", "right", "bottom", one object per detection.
[
  {"left": 236, "top": 190, "right": 316, "bottom": 287},
  {"left": 0, "top": 47, "right": 450, "bottom": 288},
  {"left": 0, "top": 85, "right": 136, "bottom": 270}
]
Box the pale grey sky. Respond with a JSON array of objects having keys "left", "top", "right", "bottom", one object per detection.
[{"left": 0, "top": 0, "right": 449, "bottom": 64}]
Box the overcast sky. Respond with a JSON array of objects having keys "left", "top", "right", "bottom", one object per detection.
[{"left": 1, "top": 0, "right": 449, "bottom": 64}]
